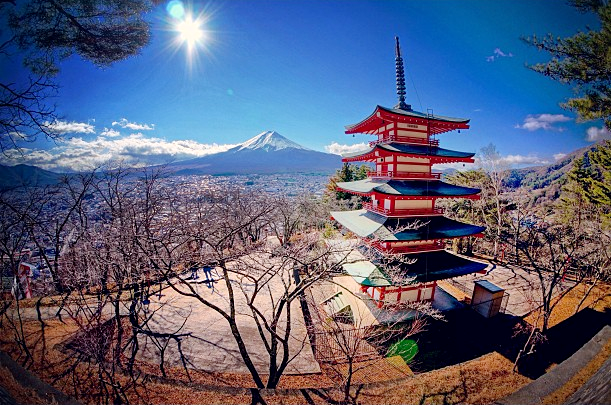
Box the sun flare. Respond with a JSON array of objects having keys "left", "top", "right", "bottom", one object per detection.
[{"left": 177, "top": 16, "right": 204, "bottom": 48}]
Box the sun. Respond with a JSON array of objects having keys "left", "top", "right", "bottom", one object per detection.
[{"left": 176, "top": 15, "right": 204, "bottom": 49}]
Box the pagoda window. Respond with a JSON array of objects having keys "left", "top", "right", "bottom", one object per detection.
[
  {"left": 421, "top": 287, "right": 434, "bottom": 300},
  {"left": 398, "top": 122, "right": 426, "bottom": 131},
  {"left": 384, "top": 199, "right": 391, "bottom": 211},
  {"left": 396, "top": 156, "right": 430, "bottom": 164},
  {"left": 385, "top": 290, "right": 399, "bottom": 303},
  {"left": 394, "top": 200, "right": 431, "bottom": 210},
  {"left": 396, "top": 129, "right": 427, "bottom": 139},
  {"left": 396, "top": 163, "right": 429, "bottom": 173},
  {"left": 400, "top": 289, "right": 418, "bottom": 303}
]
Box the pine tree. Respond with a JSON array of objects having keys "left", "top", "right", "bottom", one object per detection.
[
  {"left": 325, "top": 162, "right": 369, "bottom": 205},
  {"left": 561, "top": 140, "right": 611, "bottom": 227},
  {"left": 524, "top": 0, "right": 611, "bottom": 129}
]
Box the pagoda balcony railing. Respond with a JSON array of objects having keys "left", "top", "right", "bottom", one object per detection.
[
  {"left": 369, "top": 135, "right": 439, "bottom": 148},
  {"left": 367, "top": 170, "right": 441, "bottom": 180},
  {"left": 362, "top": 202, "right": 444, "bottom": 217},
  {"left": 366, "top": 239, "right": 445, "bottom": 254}
]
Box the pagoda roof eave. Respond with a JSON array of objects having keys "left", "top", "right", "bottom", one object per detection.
[
  {"left": 330, "top": 209, "right": 486, "bottom": 241},
  {"left": 336, "top": 179, "right": 481, "bottom": 198},
  {"left": 341, "top": 142, "right": 475, "bottom": 162},
  {"left": 345, "top": 105, "right": 470, "bottom": 135},
  {"left": 342, "top": 250, "right": 488, "bottom": 286}
]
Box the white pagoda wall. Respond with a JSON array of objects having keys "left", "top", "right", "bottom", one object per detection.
[{"left": 394, "top": 200, "right": 431, "bottom": 210}]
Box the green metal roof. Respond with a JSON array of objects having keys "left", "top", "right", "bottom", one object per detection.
[
  {"left": 343, "top": 261, "right": 392, "bottom": 287},
  {"left": 336, "top": 179, "right": 481, "bottom": 197},
  {"left": 331, "top": 209, "right": 485, "bottom": 241},
  {"left": 342, "top": 250, "right": 488, "bottom": 286},
  {"left": 322, "top": 291, "right": 352, "bottom": 315},
  {"left": 342, "top": 143, "right": 475, "bottom": 159}
]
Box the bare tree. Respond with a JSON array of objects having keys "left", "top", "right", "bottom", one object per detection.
[
  {"left": 309, "top": 293, "right": 436, "bottom": 405},
  {"left": 1, "top": 0, "right": 159, "bottom": 152},
  {"left": 479, "top": 144, "right": 510, "bottom": 259},
  {"left": 155, "top": 188, "right": 350, "bottom": 390}
]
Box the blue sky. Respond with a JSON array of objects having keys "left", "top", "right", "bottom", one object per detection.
[{"left": 3, "top": 0, "right": 608, "bottom": 172}]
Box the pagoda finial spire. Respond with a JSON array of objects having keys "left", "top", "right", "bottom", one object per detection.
[{"left": 394, "top": 36, "right": 411, "bottom": 110}]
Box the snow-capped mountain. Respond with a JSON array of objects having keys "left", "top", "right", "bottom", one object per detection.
[
  {"left": 168, "top": 130, "right": 339, "bottom": 175},
  {"left": 235, "top": 131, "right": 310, "bottom": 152}
]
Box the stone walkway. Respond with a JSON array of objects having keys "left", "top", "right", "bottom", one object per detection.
[
  {"left": 446, "top": 260, "right": 569, "bottom": 317},
  {"left": 135, "top": 267, "right": 320, "bottom": 375}
]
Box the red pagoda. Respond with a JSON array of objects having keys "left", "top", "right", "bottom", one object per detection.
[{"left": 330, "top": 37, "right": 487, "bottom": 310}]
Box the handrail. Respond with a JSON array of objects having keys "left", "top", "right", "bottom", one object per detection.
[
  {"left": 367, "top": 170, "right": 441, "bottom": 180},
  {"left": 369, "top": 134, "right": 439, "bottom": 148},
  {"left": 367, "top": 239, "right": 445, "bottom": 254},
  {"left": 362, "top": 202, "right": 443, "bottom": 217}
]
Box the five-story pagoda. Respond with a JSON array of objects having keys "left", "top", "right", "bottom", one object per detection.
[{"left": 330, "top": 37, "right": 487, "bottom": 310}]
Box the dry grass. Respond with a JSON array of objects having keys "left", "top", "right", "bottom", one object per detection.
[
  {"left": 0, "top": 314, "right": 532, "bottom": 405},
  {"left": 359, "top": 352, "right": 531, "bottom": 405},
  {"left": 524, "top": 283, "right": 611, "bottom": 329},
  {"left": 7, "top": 281, "right": 610, "bottom": 405},
  {"left": 321, "top": 355, "right": 413, "bottom": 386},
  {"left": 542, "top": 339, "right": 611, "bottom": 405}
]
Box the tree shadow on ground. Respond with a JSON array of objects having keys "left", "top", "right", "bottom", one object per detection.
[
  {"left": 405, "top": 308, "right": 523, "bottom": 373},
  {"left": 516, "top": 307, "right": 611, "bottom": 379},
  {"left": 403, "top": 306, "right": 610, "bottom": 377}
]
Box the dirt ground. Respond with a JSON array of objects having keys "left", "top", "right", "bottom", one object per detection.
[{"left": 0, "top": 282, "right": 608, "bottom": 404}]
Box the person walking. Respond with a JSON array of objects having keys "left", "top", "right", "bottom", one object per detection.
[{"left": 203, "top": 265, "right": 213, "bottom": 281}]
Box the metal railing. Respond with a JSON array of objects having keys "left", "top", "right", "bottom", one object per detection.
[
  {"left": 362, "top": 202, "right": 443, "bottom": 217},
  {"left": 367, "top": 170, "right": 441, "bottom": 180},
  {"left": 369, "top": 135, "right": 439, "bottom": 147},
  {"left": 367, "top": 239, "right": 445, "bottom": 254},
  {"left": 311, "top": 325, "right": 379, "bottom": 364}
]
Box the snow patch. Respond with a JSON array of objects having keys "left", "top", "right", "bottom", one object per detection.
[{"left": 237, "top": 131, "right": 310, "bottom": 152}]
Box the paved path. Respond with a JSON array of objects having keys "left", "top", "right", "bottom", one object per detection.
[
  {"left": 135, "top": 266, "right": 320, "bottom": 375},
  {"left": 5, "top": 267, "right": 320, "bottom": 376},
  {"left": 447, "top": 260, "right": 569, "bottom": 316}
]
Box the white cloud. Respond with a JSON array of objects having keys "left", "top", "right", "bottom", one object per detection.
[
  {"left": 100, "top": 127, "right": 121, "bottom": 137},
  {"left": 515, "top": 114, "right": 571, "bottom": 131},
  {"left": 436, "top": 162, "right": 475, "bottom": 171},
  {"left": 500, "top": 154, "right": 550, "bottom": 166},
  {"left": 324, "top": 142, "right": 369, "bottom": 155},
  {"left": 472, "top": 153, "right": 550, "bottom": 169},
  {"left": 486, "top": 48, "right": 514, "bottom": 62},
  {"left": 553, "top": 153, "right": 567, "bottom": 161},
  {"left": 112, "top": 118, "right": 155, "bottom": 131},
  {"left": 43, "top": 120, "right": 95, "bottom": 135},
  {"left": 0, "top": 134, "right": 238, "bottom": 172},
  {"left": 585, "top": 125, "right": 611, "bottom": 142}
]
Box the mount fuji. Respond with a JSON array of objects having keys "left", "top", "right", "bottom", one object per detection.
[{"left": 168, "top": 131, "right": 341, "bottom": 175}]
